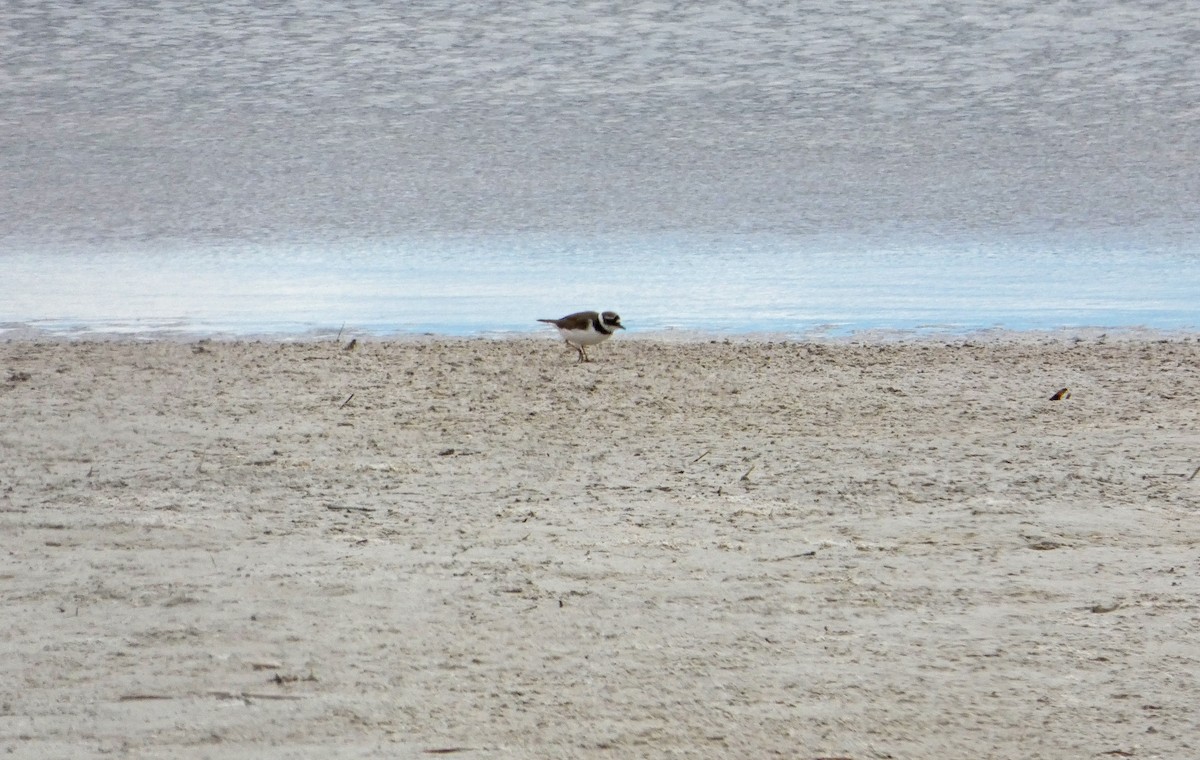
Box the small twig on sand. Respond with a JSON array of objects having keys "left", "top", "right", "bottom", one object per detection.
[
  {"left": 1187, "top": 464, "right": 1200, "bottom": 481},
  {"left": 119, "top": 694, "right": 174, "bottom": 701},
  {"left": 761, "top": 551, "right": 818, "bottom": 562},
  {"left": 691, "top": 449, "right": 710, "bottom": 464},
  {"left": 336, "top": 323, "right": 345, "bottom": 342},
  {"left": 325, "top": 504, "right": 375, "bottom": 513},
  {"left": 339, "top": 393, "right": 355, "bottom": 409},
  {"left": 208, "top": 690, "right": 304, "bottom": 701}
]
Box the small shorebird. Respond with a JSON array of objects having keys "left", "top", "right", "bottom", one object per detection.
[{"left": 537, "top": 310, "right": 624, "bottom": 363}]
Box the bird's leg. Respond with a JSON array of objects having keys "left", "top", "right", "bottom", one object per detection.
[{"left": 577, "top": 344, "right": 589, "bottom": 363}]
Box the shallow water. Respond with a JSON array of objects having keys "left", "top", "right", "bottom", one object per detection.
[{"left": 4, "top": 231, "right": 1196, "bottom": 338}]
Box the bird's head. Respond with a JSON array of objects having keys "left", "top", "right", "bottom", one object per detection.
[{"left": 600, "top": 311, "right": 624, "bottom": 330}]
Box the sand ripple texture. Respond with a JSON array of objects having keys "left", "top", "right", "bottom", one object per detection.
[{"left": 2, "top": 337, "right": 1199, "bottom": 758}]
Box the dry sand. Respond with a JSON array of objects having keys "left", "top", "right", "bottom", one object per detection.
[{"left": 2, "top": 335, "right": 1199, "bottom": 759}]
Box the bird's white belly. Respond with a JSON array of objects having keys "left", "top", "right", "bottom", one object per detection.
[{"left": 559, "top": 327, "right": 610, "bottom": 346}]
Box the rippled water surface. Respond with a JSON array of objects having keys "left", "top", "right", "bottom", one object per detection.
[{"left": 2, "top": 1, "right": 1197, "bottom": 336}]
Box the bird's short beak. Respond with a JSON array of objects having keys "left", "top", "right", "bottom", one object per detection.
[{"left": 617, "top": 324, "right": 625, "bottom": 329}]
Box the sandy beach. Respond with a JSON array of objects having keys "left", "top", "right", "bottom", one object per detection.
[{"left": 2, "top": 334, "right": 1198, "bottom": 759}]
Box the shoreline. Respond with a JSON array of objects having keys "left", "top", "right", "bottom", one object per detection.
[
  {"left": 3, "top": 337, "right": 1198, "bottom": 758},
  {"left": 3, "top": 321, "right": 1197, "bottom": 346}
]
